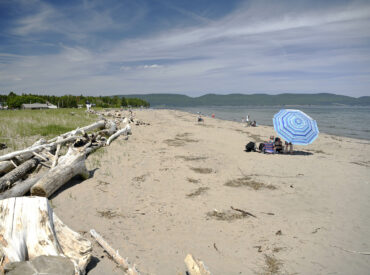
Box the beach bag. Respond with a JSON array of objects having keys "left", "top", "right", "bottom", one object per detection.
[
  {"left": 259, "top": 143, "right": 265, "bottom": 151},
  {"left": 245, "top": 142, "right": 256, "bottom": 152}
]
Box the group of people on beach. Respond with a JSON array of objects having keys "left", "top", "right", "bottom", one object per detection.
[{"left": 260, "top": 136, "right": 293, "bottom": 154}]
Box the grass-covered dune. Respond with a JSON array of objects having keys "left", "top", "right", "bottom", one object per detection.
[{"left": 0, "top": 108, "right": 98, "bottom": 153}]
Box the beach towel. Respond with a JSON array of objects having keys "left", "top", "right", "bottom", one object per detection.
[{"left": 264, "top": 142, "right": 274, "bottom": 154}]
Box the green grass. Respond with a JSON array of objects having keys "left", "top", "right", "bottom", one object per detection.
[{"left": 0, "top": 108, "right": 98, "bottom": 153}]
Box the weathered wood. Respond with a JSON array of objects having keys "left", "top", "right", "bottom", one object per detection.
[
  {"left": 0, "top": 157, "right": 39, "bottom": 192},
  {"left": 53, "top": 213, "right": 92, "bottom": 273},
  {"left": 0, "top": 161, "right": 13, "bottom": 175},
  {"left": 105, "top": 120, "right": 117, "bottom": 135},
  {"left": 0, "top": 139, "right": 46, "bottom": 174},
  {"left": 48, "top": 120, "right": 106, "bottom": 143},
  {"left": 0, "top": 173, "right": 45, "bottom": 200},
  {"left": 0, "top": 197, "right": 92, "bottom": 275},
  {"left": 90, "top": 229, "right": 139, "bottom": 275},
  {"left": 184, "top": 254, "right": 211, "bottom": 275},
  {"left": 52, "top": 143, "right": 61, "bottom": 168},
  {"left": 0, "top": 135, "right": 78, "bottom": 162},
  {"left": 31, "top": 147, "right": 89, "bottom": 198},
  {"left": 107, "top": 124, "right": 131, "bottom": 146}
]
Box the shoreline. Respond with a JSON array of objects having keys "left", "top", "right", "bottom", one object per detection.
[{"left": 157, "top": 106, "right": 370, "bottom": 142}]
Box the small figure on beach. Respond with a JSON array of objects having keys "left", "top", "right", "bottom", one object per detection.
[
  {"left": 251, "top": 120, "right": 257, "bottom": 127},
  {"left": 274, "top": 137, "right": 283, "bottom": 153},
  {"left": 197, "top": 114, "right": 204, "bottom": 123},
  {"left": 212, "top": 113, "right": 215, "bottom": 118}
]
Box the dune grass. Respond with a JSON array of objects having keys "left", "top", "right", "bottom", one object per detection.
[{"left": 0, "top": 108, "right": 98, "bottom": 153}]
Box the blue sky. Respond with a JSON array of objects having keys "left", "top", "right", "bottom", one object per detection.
[{"left": 0, "top": 0, "right": 369, "bottom": 97}]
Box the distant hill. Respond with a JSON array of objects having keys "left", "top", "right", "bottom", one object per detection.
[{"left": 120, "top": 93, "right": 369, "bottom": 107}]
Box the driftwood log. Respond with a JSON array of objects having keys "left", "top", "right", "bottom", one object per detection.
[
  {"left": 0, "top": 157, "right": 39, "bottom": 192},
  {"left": 90, "top": 229, "right": 139, "bottom": 275},
  {"left": 0, "top": 139, "right": 47, "bottom": 175},
  {"left": 0, "top": 197, "right": 92, "bottom": 274},
  {"left": 0, "top": 120, "right": 107, "bottom": 162},
  {"left": 107, "top": 124, "right": 131, "bottom": 146},
  {"left": 31, "top": 147, "right": 89, "bottom": 198},
  {"left": 0, "top": 173, "right": 45, "bottom": 200},
  {"left": 184, "top": 254, "right": 211, "bottom": 275},
  {"left": 0, "top": 135, "right": 78, "bottom": 162},
  {"left": 48, "top": 120, "right": 106, "bottom": 143},
  {"left": 0, "top": 161, "right": 13, "bottom": 175}
]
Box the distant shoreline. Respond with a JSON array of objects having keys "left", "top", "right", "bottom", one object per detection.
[{"left": 156, "top": 106, "right": 370, "bottom": 142}]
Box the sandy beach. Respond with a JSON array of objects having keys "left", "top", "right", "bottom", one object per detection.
[{"left": 51, "top": 109, "right": 370, "bottom": 274}]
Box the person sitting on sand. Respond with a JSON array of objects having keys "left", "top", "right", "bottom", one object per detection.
[
  {"left": 274, "top": 137, "right": 283, "bottom": 153},
  {"left": 251, "top": 120, "right": 257, "bottom": 127},
  {"left": 197, "top": 115, "right": 204, "bottom": 123},
  {"left": 285, "top": 141, "right": 293, "bottom": 154}
]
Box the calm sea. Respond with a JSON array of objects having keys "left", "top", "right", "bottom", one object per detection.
[{"left": 167, "top": 106, "right": 370, "bottom": 141}]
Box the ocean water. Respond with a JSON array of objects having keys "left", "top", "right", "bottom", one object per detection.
[{"left": 168, "top": 106, "right": 370, "bottom": 141}]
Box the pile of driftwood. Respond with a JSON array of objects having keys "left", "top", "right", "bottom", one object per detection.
[
  {"left": 0, "top": 115, "right": 131, "bottom": 199},
  {"left": 0, "top": 110, "right": 210, "bottom": 274},
  {"left": 0, "top": 111, "right": 133, "bottom": 274}
]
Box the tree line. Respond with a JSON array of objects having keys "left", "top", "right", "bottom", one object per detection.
[{"left": 0, "top": 92, "right": 150, "bottom": 109}]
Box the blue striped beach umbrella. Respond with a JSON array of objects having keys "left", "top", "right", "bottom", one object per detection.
[{"left": 273, "top": 109, "right": 319, "bottom": 145}]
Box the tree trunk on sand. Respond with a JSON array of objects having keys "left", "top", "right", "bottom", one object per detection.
[
  {"left": 0, "top": 158, "right": 39, "bottom": 192},
  {"left": 184, "top": 254, "right": 211, "bottom": 275},
  {"left": 0, "top": 197, "right": 92, "bottom": 275},
  {"left": 107, "top": 124, "right": 131, "bottom": 146},
  {"left": 0, "top": 173, "right": 45, "bottom": 200},
  {"left": 31, "top": 147, "right": 89, "bottom": 198}
]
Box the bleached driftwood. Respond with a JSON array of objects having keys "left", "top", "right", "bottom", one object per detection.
[
  {"left": 52, "top": 141, "right": 62, "bottom": 168},
  {"left": 0, "top": 139, "right": 47, "bottom": 173},
  {"left": 0, "top": 135, "right": 78, "bottom": 162},
  {"left": 0, "top": 157, "right": 39, "bottom": 192},
  {"left": 184, "top": 254, "right": 211, "bottom": 275},
  {"left": 0, "top": 197, "right": 92, "bottom": 274},
  {"left": 31, "top": 147, "right": 89, "bottom": 198},
  {"left": 90, "top": 229, "right": 139, "bottom": 275},
  {"left": 107, "top": 124, "right": 131, "bottom": 146},
  {"left": 48, "top": 120, "right": 106, "bottom": 143},
  {"left": 0, "top": 173, "right": 45, "bottom": 200}
]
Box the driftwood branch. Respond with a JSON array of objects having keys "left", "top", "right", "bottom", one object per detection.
[
  {"left": 184, "top": 254, "right": 211, "bottom": 275},
  {"left": 0, "top": 135, "right": 78, "bottom": 162},
  {"left": 90, "top": 229, "right": 139, "bottom": 275},
  {"left": 230, "top": 206, "right": 257, "bottom": 218},
  {"left": 48, "top": 120, "right": 106, "bottom": 143},
  {"left": 107, "top": 124, "right": 131, "bottom": 146},
  {"left": 52, "top": 142, "right": 62, "bottom": 168},
  {"left": 0, "top": 157, "right": 39, "bottom": 192}
]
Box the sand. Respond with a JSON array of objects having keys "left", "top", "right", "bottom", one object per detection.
[{"left": 51, "top": 109, "right": 370, "bottom": 275}]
